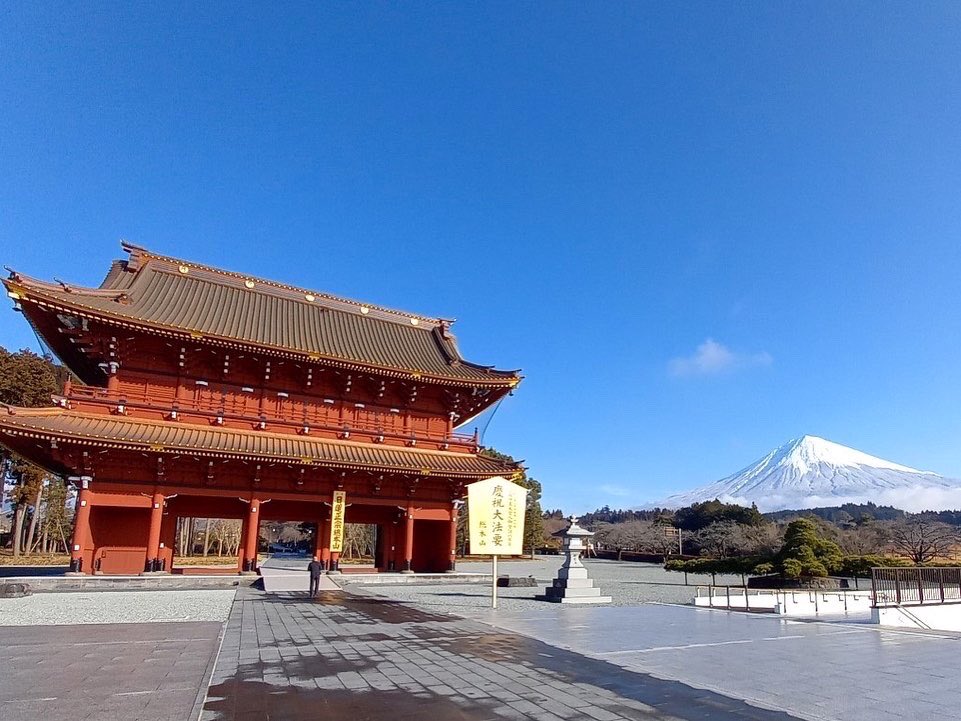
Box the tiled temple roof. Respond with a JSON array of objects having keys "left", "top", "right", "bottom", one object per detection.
[
  {"left": 5, "top": 242, "right": 520, "bottom": 387},
  {"left": 0, "top": 406, "right": 518, "bottom": 478}
]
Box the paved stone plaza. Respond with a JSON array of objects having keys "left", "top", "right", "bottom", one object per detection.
[
  {"left": 0, "top": 621, "right": 223, "bottom": 721},
  {"left": 349, "top": 558, "right": 737, "bottom": 612},
  {"left": 2, "top": 560, "right": 960, "bottom": 721},
  {"left": 202, "top": 588, "right": 798, "bottom": 721},
  {"left": 458, "top": 603, "right": 961, "bottom": 721}
]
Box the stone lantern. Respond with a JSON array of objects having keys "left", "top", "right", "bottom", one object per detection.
[{"left": 539, "top": 516, "right": 611, "bottom": 604}]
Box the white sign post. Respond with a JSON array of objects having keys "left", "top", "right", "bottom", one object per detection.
[{"left": 467, "top": 476, "right": 527, "bottom": 609}]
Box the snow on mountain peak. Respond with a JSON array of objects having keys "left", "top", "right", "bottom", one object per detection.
[
  {"left": 778, "top": 435, "right": 924, "bottom": 475},
  {"left": 660, "top": 435, "right": 960, "bottom": 512}
]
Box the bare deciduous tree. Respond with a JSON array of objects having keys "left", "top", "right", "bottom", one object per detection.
[
  {"left": 342, "top": 523, "right": 375, "bottom": 560},
  {"left": 693, "top": 521, "right": 746, "bottom": 557},
  {"left": 889, "top": 518, "right": 957, "bottom": 564},
  {"left": 740, "top": 523, "right": 783, "bottom": 556},
  {"left": 839, "top": 522, "right": 889, "bottom": 556}
]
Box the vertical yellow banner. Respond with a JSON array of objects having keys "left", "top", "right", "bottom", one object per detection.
[{"left": 329, "top": 490, "right": 346, "bottom": 553}]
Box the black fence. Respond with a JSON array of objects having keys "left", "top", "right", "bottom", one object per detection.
[{"left": 871, "top": 567, "right": 961, "bottom": 607}]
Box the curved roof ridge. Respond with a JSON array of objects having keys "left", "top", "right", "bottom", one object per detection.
[
  {"left": 119, "top": 241, "right": 447, "bottom": 329},
  {"left": 5, "top": 244, "right": 522, "bottom": 386},
  {"left": 7, "top": 270, "right": 130, "bottom": 300}
]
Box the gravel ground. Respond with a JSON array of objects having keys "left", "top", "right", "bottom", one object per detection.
[
  {"left": 357, "top": 557, "right": 748, "bottom": 617},
  {"left": 0, "top": 589, "right": 236, "bottom": 626}
]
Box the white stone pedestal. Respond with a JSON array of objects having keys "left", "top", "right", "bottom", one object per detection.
[{"left": 538, "top": 517, "right": 611, "bottom": 604}]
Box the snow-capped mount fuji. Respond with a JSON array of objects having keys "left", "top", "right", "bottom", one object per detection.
[{"left": 662, "top": 435, "right": 961, "bottom": 513}]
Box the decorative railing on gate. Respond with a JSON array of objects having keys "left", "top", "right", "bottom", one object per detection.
[{"left": 871, "top": 567, "right": 961, "bottom": 607}]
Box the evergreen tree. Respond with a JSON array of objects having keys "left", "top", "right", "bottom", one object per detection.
[
  {"left": 673, "top": 499, "right": 766, "bottom": 531},
  {"left": 0, "top": 347, "right": 66, "bottom": 554},
  {"left": 479, "top": 448, "right": 544, "bottom": 557},
  {"left": 775, "top": 517, "right": 843, "bottom": 578}
]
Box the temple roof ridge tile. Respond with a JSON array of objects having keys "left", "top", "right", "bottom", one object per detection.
[
  {"left": 5, "top": 241, "right": 521, "bottom": 386},
  {"left": 117, "top": 240, "right": 447, "bottom": 328}
]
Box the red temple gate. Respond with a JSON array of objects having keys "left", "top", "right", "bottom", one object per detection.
[{"left": 1, "top": 242, "right": 520, "bottom": 575}]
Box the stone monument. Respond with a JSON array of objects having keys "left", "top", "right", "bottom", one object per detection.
[{"left": 539, "top": 516, "right": 611, "bottom": 604}]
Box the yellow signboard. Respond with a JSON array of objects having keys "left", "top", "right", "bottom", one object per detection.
[
  {"left": 468, "top": 476, "right": 527, "bottom": 556},
  {"left": 329, "top": 490, "right": 346, "bottom": 553}
]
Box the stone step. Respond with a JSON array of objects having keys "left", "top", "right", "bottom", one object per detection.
[
  {"left": 552, "top": 578, "right": 596, "bottom": 589},
  {"left": 544, "top": 585, "right": 603, "bottom": 599}
]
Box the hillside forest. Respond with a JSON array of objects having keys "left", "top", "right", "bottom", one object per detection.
[{"left": 558, "top": 500, "right": 961, "bottom": 579}]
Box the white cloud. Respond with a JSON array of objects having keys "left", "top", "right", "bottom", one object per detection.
[
  {"left": 668, "top": 338, "right": 772, "bottom": 378},
  {"left": 709, "top": 488, "right": 961, "bottom": 514}
]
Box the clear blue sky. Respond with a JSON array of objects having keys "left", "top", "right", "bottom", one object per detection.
[{"left": 2, "top": 4, "right": 961, "bottom": 513}]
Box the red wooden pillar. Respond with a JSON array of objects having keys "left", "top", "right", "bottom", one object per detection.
[
  {"left": 242, "top": 498, "right": 261, "bottom": 572},
  {"left": 237, "top": 514, "right": 249, "bottom": 573},
  {"left": 384, "top": 522, "right": 397, "bottom": 571},
  {"left": 313, "top": 518, "right": 325, "bottom": 568},
  {"left": 144, "top": 491, "right": 166, "bottom": 572},
  {"left": 448, "top": 506, "right": 459, "bottom": 573},
  {"left": 318, "top": 517, "right": 331, "bottom": 569},
  {"left": 68, "top": 484, "right": 93, "bottom": 574},
  {"left": 392, "top": 522, "right": 401, "bottom": 571},
  {"left": 403, "top": 504, "right": 415, "bottom": 573}
]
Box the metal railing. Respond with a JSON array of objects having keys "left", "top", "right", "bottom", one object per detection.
[
  {"left": 871, "top": 567, "right": 961, "bottom": 607},
  {"left": 695, "top": 585, "right": 872, "bottom": 615},
  {"left": 695, "top": 585, "right": 772, "bottom": 612}
]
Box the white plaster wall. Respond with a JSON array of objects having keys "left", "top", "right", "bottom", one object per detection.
[{"left": 872, "top": 603, "right": 961, "bottom": 632}]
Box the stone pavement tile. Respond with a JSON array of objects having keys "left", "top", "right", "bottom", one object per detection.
[
  {"left": 0, "top": 621, "right": 222, "bottom": 721},
  {"left": 202, "top": 588, "right": 816, "bottom": 721},
  {"left": 475, "top": 603, "right": 961, "bottom": 721}
]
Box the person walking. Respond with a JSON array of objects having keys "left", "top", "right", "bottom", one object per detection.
[{"left": 307, "top": 556, "right": 325, "bottom": 597}]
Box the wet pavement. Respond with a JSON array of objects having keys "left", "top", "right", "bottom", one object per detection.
[
  {"left": 462, "top": 603, "right": 961, "bottom": 721},
  {"left": 7, "top": 581, "right": 957, "bottom": 720},
  {"left": 0, "top": 621, "right": 223, "bottom": 721},
  {"left": 201, "top": 588, "right": 804, "bottom": 720}
]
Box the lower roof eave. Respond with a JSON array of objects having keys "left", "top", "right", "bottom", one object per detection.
[{"left": 0, "top": 418, "right": 518, "bottom": 480}]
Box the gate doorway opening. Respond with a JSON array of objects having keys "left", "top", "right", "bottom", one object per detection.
[{"left": 172, "top": 517, "right": 243, "bottom": 575}]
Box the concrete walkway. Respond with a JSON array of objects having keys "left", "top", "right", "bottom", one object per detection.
[
  {"left": 0, "top": 621, "right": 223, "bottom": 721},
  {"left": 259, "top": 561, "right": 342, "bottom": 594},
  {"left": 7, "top": 582, "right": 960, "bottom": 720},
  {"left": 467, "top": 603, "right": 961, "bottom": 721},
  {"left": 201, "top": 588, "right": 803, "bottom": 720}
]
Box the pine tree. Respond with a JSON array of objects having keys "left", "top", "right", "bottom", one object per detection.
[{"left": 775, "top": 518, "right": 843, "bottom": 578}]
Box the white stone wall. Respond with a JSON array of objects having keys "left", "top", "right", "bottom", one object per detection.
[{"left": 872, "top": 602, "right": 961, "bottom": 631}]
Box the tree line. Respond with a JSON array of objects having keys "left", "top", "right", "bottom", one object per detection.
[
  {"left": 1, "top": 347, "right": 71, "bottom": 557},
  {"left": 563, "top": 499, "right": 961, "bottom": 579}
]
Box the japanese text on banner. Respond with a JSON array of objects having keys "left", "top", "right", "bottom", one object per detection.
[
  {"left": 467, "top": 476, "right": 527, "bottom": 556},
  {"left": 329, "top": 490, "right": 346, "bottom": 553}
]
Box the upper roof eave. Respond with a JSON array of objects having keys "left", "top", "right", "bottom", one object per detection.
[{"left": 4, "top": 266, "right": 522, "bottom": 388}]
